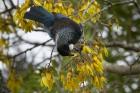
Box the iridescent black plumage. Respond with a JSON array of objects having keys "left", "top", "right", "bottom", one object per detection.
[{"left": 24, "top": 6, "right": 82, "bottom": 56}]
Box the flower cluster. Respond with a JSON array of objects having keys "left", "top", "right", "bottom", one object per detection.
[
  {"left": 14, "top": 0, "right": 37, "bottom": 31},
  {"left": 60, "top": 43, "right": 107, "bottom": 91},
  {"left": 40, "top": 69, "right": 54, "bottom": 91},
  {"left": 14, "top": 0, "right": 106, "bottom": 92},
  {"left": 60, "top": 70, "right": 79, "bottom": 91},
  {"left": 41, "top": 42, "right": 108, "bottom": 92}
]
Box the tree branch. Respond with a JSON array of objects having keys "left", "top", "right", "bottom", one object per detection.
[
  {"left": 132, "top": 0, "right": 140, "bottom": 14},
  {"left": 2, "top": 0, "right": 13, "bottom": 18},
  {"left": 35, "top": 54, "right": 59, "bottom": 67},
  {"left": 82, "top": 0, "right": 134, "bottom": 24},
  {"left": 104, "top": 62, "right": 140, "bottom": 75},
  {"left": 0, "top": 6, "right": 16, "bottom": 15},
  {"left": 15, "top": 32, "right": 54, "bottom": 47},
  {"left": 105, "top": 42, "right": 140, "bottom": 52},
  {"left": 13, "top": 39, "right": 52, "bottom": 58}
]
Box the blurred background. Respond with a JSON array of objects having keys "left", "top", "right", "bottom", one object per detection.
[{"left": 0, "top": 0, "right": 140, "bottom": 93}]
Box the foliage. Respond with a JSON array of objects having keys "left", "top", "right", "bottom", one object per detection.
[
  {"left": 12, "top": 0, "right": 106, "bottom": 92},
  {"left": 14, "top": 0, "right": 100, "bottom": 31},
  {"left": 0, "top": 0, "right": 140, "bottom": 93},
  {"left": 40, "top": 42, "right": 107, "bottom": 92},
  {"left": 7, "top": 70, "right": 23, "bottom": 93}
]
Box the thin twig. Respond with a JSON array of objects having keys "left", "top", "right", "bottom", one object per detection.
[
  {"left": 35, "top": 54, "right": 59, "bottom": 67},
  {"left": 82, "top": 0, "right": 95, "bottom": 15},
  {"left": 47, "top": 46, "right": 55, "bottom": 67},
  {"left": 15, "top": 32, "right": 54, "bottom": 47},
  {"left": 82, "top": 0, "right": 134, "bottom": 24},
  {"left": 0, "top": 7, "right": 16, "bottom": 15},
  {"left": 2, "top": 0, "right": 13, "bottom": 18},
  {"left": 13, "top": 39, "right": 52, "bottom": 58},
  {"left": 132, "top": 0, "right": 140, "bottom": 14}
]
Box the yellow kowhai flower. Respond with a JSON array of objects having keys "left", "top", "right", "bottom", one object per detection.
[
  {"left": 91, "top": 59, "right": 103, "bottom": 73},
  {"left": 7, "top": 71, "right": 22, "bottom": 93},
  {"left": 89, "top": 0, "right": 101, "bottom": 23},
  {"left": 93, "top": 56, "right": 102, "bottom": 66},
  {"left": 92, "top": 76, "right": 100, "bottom": 88},
  {"left": 65, "top": 78, "right": 79, "bottom": 91},
  {"left": 102, "top": 47, "right": 108, "bottom": 57},
  {"left": 33, "top": 0, "right": 42, "bottom": 6},
  {"left": 92, "top": 76, "right": 106, "bottom": 89},
  {"left": 79, "top": 0, "right": 101, "bottom": 23},
  {"left": 91, "top": 62, "right": 103, "bottom": 73},
  {"left": 77, "top": 42, "right": 106, "bottom": 90},
  {"left": 77, "top": 72, "right": 86, "bottom": 82},
  {"left": 79, "top": 1, "right": 90, "bottom": 12},
  {"left": 77, "top": 63, "right": 94, "bottom": 77},
  {"left": 67, "top": 71, "right": 72, "bottom": 80},
  {"left": 85, "top": 63, "right": 94, "bottom": 76},
  {"left": 0, "top": 39, "right": 8, "bottom": 47},
  {"left": 14, "top": 0, "right": 37, "bottom": 31},
  {"left": 43, "top": 1, "right": 53, "bottom": 12},
  {"left": 41, "top": 71, "right": 54, "bottom": 91},
  {"left": 82, "top": 45, "right": 94, "bottom": 54},
  {"left": 61, "top": 71, "right": 79, "bottom": 91},
  {"left": 77, "top": 63, "right": 87, "bottom": 74},
  {"left": 92, "top": 56, "right": 103, "bottom": 73},
  {"left": 70, "top": 16, "right": 80, "bottom": 23},
  {"left": 67, "top": 5, "right": 74, "bottom": 16}
]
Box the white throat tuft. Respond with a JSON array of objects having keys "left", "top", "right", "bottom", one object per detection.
[{"left": 69, "top": 44, "right": 74, "bottom": 51}]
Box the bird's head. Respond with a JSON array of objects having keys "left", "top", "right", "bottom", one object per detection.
[
  {"left": 52, "top": 18, "right": 83, "bottom": 56},
  {"left": 56, "top": 30, "right": 83, "bottom": 56},
  {"left": 57, "top": 44, "right": 74, "bottom": 56}
]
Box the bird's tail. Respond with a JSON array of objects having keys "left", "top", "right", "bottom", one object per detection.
[{"left": 24, "top": 6, "right": 55, "bottom": 27}]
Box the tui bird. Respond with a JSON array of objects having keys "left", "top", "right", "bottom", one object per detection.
[{"left": 24, "top": 6, "right": 82, "bottom": 56}]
